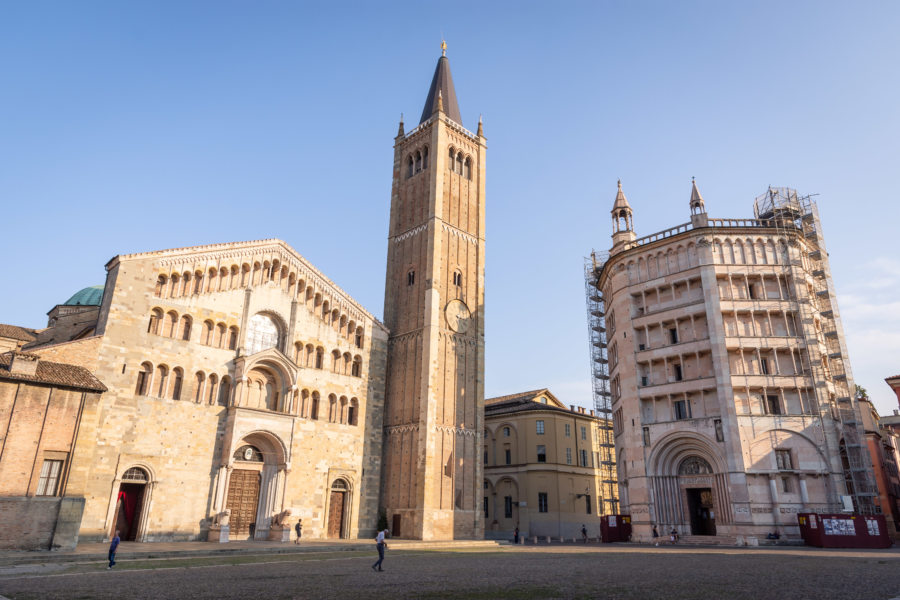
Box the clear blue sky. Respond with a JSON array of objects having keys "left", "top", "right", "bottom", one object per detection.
[{"left": 2, "top": 1, "right": 898, "bottom": 413}]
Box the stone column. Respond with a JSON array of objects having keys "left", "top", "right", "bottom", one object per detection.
[
  {"left": 799, "top": 474, "right": 810, "bottom": 507},
  {"left": 768, "top": 474, "right": 780, "bottom": 528}
]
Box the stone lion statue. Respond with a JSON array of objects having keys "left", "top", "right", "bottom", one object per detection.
[{"left": 273, "top": 508, "right": 293, "bottom": 526}]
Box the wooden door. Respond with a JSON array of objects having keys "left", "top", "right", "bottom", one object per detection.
[
  {"left": 226, "top": 470, "right": 260, "bottom": 537},
  {"left": 327, "top": 491, "right": 345, "bottom": 538}
]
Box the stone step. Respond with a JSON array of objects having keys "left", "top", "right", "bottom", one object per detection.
[{"left": 677, "top": 535, "right": 739, "bottom": 546}]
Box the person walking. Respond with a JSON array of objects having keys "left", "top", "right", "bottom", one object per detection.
[
  {"left": 371, "top": 528, "right": 389, "bottom": 572},
  {"left": 669, "top": 527, "right": 678, "bottom": 545},
  {"left": 581, "top": 525, "right": 588, "bottom": 543},
  {"left": 652, "top": 525, "right": 660, "bottom": 546},
  {"left": 107, "top": 530, "right": 121, "bottom": 569},
  {"left": 294, "top": 519, "right": 303, "bottom": 545},
  {"left": 513, "top": 526, "right": 519, "bottom": 545}
]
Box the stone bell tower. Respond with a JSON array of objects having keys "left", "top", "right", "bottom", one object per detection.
[{"left": 381, "top": 42, "right": 486, "bottom": 540}]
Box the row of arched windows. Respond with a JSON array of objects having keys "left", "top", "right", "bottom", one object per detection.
[
  {"left": 292, "top": 343, "right": 363, "bottom": 377},
  {"left": 406, "top": 146, "right": 429, "bottom": 178},
  {"left": 712, "top": 237, "right": 789, "bottom": 266},
  {"left": 295, "top": 390, "right": 359, "bottom": 426},
  {"left": 134, "top": 361, "right": 232, "bottom": 406},
  {"left": 625, "top": 243, "right": 700, "bottom": 285},
  {"left": 448, "top": 147, "right": 473, "bottom": 180},
  {"left": 152, "top": 258, "right": 365, "bottom": 349},
  {"left": 148, "top": 308, "right": 239, "bottom": 350}
]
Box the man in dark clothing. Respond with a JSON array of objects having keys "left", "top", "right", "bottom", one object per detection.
[
  {"left": 107, "top": 530, "right": 121, "bottom": 569},
  {"left": 514, "top": 526, "right": 519, "bottom": 544},
  {"left": 294, "top": 519, "right": 303, "bottom": 545}
]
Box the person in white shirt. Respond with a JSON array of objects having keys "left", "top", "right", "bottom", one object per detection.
[{"left": 372, "top": 529, "right": 389, "bottom": 572}]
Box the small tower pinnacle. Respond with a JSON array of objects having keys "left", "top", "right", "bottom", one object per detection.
[
  {"left": 690, "top": 177, "right": 708, "bottom": 227},
  {"left": 441, "top": 39, "right": 447, "bottom": 57},
  {"left": 611, "top": 180, "right": 636, "bottom": 251},
  {"left": 477, "top": 114, "right": 483, "bottom": 137},
  {"left": 397, "top": 113, "right": 405, "bottom": 137}
]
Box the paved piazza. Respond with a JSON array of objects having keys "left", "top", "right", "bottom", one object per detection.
[{"left": 1, "top": 545, "right": 899, "bottom": 600}]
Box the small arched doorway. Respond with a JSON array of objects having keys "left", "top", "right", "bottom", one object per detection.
[
  {"left": 327, "top": 479, "right": 350, "bottom": 539},
  {"left": 226, "top": 445, "right": 263, "bottom": 539},
  {"left": 113, "top": 467, "right": 149, "bottom": 541},
  {"left": 678, "top": 456, "right": 717, "bottom": 536}
]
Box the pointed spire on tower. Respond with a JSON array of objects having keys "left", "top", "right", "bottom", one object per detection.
[
  {"left": 690, "top": 176, "right": 706, "bottom": 216},
  {"left": 477, "top": 114, "right": 483, "bottom": 137},
  {"left": 612, "top": 179, "right": 632, "bottom": 212},
  {"left": 610, "top": 179, "right": 636, "bottom": 250},
  {"left": 689, "top": 176, "right": 708, "bottom": 226},
  {"left": 397, "top": 113, "right": 405, "bottom": 137},
  {"left": 420, "top": 42, "right": 462, "bottom": 125}
]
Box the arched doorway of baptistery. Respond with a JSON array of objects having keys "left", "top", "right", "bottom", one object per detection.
[{"left": 678, "top": 456, "right": 717, "bottom": 536}]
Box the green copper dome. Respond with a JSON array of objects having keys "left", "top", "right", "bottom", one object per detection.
[{"left": 63, "top": 285, "right": 104, "bottom": 306}]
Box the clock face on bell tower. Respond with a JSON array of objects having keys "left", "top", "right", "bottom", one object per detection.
[{"left": 380, "top": 43, "right": 486, "bottom": 541}]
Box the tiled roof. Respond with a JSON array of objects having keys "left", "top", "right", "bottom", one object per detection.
[
  {"left": 0, "top": 323, "right": 37, "bottom": 342},
  {"left": 485, "top": 388, "right": 599, "bottom": 419},
  {"left": 0, "top": 352, "right": 106, "bottom": 392},
  {"left": 486, "top": 389, "right": 548, "bottom": 406}
]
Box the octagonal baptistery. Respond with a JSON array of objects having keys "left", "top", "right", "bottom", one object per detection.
[
  {"left": 28, "top": 239, "right": 388, "bottom": 542},
  {"left": 592, "top": 181, "right": 859, "bottom": 542}
]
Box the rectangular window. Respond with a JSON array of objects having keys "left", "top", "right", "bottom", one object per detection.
[
  {"left": 781, "top": 476, "right": 792, "bottom": 493},
  {"left": 538, "top": 492, "right": 548, "bottom": 513},
  {"left": 565, "top": 423, "right": 571, "bottom": 437},
  {"left": 674, "top": 400, "right": 689, "bottom": 420},
  {"left": 581, "top": 449, "right": 588, "bottom": 466},
  {"left": 484, "top": 450, "right": 488, "bottom": 464},
  {"left": 536, "top": 420, "right": 545, "bottom": 435},
  {"left": 36, "top": 459, "right": 64, "bottom": 496},
  {"left": 505, "top": 448, "right": 511, "bottom": 465},
  {"left": 504, "top": 496, "right": 513, "bottom": 518},
  {"left": 581, "top": 426, "right": 587, "bottom": 441},
  {"left": 765, "top": 395, "right": 781, "bottom": 415},
  {"left": 761, "top": 357, "right": 770, "bottom": 375},
  {"left": 673, "top": 364, "right": 683, "bottom": 382},
  {"left": 566, "top": 448, "right": 572, "bottom": 465},
  {"left": 537, "top": 445, "right": 546, "bottom": 463},
  {"left": 776, "top": 449, "right": 793, "bottom": 470},
  {"left": 503, "top": 426, "right": 510, "bottom": 437},
  {"left": 585, "top": 494, "right": 592, "bottom": 515},
  {"left": 669, "top": 328, "right": 678, "bottom": 344},
  {"left": 484, "top": 496, "right": 489, "bottom": 518}
]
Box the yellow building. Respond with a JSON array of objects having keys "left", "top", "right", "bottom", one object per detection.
[{"left": 483, "top": 389, "right": 617, "bottom": 540}]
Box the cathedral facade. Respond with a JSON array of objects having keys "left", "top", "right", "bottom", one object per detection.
[{"left": 0, "top": 47, "right": 485, "bottom": 545}]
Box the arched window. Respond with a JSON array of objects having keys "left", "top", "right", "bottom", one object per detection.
[
  {"left": 408, "top": 270, "right": 415, "bottom": 286},
  {"left": 315, "top": 347, "right": 324, "bottom": 369},
  {"left": 246, "top": 313, "right": 282, "bottom": 355},
  {"left": 164, "top": 311, "right": 178, "bottom": 338},
  {"left": 231, "top": 265, "right": 240, "bottom": 288},
  {"left": 193, "top": 271, "right": 203, "bottom": 294},
  {"left": 332, "top": 350, "right": 342, "bottom": 373},
  {"left": 194, "top": 372, "right": 206, "bottom": 403},
  {"left": 181, "top": 272, "right": 191, "bottom": 296},
  {"left": 228, "top": 326, "right": 239, "bottom": 350},
  {"left": 155, "top": 364, "right": 169, "bottom": 398},
  {"left": 464, "top": 156, "right": 472, "bottom": 180},
  {"left": 135, "top": 362, "right": 152, "bottom": 395},
  {"left": 453, "top": 271, "right": 462, "bottom": 287},
  {"left": 348, "top": 398, "right": 359, "bottom": 426},
  {"left": 352, "top": 355, "right": 362, "bottom": 377},
  {"left": 415, "top": 151, "right": 422, "bottom": 173},
  {"left": 339, "top": 396, "right": 348, "bottom": 423},
  {"left": 448, "top": 147, "right": 456, "bottom": 171},
  {"left": 328, "top": 394, "right": 337, "bottom": 422},
  {"left": 422, "top": 146, "right": 429, "bottom": 169},
  {"left": 202, "top": 320, "right": 214, "bottom": 345},
  {"left": 215, "top": 323, "right": 227, "bottom": 348},
  {"left": 331, "top": 309, "right": 340, "bottom": 331},
  {"left": 207, "top": 374, "right": 219, "bottom": 405},
  {"left": 294, "top": 342, "right": 303, "bottom": 363},
  {"left": 206, "top": 268, "right": 217, "bottom": 293},
  {"left": 310, "top": 392, "right": 320, "bottom": 420},
  {"left": 407, "top": 156, "right": 414, "bottom": 178},
  {"left": 456, "top": 152, "right": 463, "bottom": 174},
  {"left": 343, "top": 352, "right": 352, "bottom": 375},
  {"left": 219, "top": 376, "right": 232, "bottom": 407},
  {"left": 305, "top": 344, "right": 315, "bottom": 368},
  {"left": 179, "top": 315, "right": 192, "bottom": 341},
  {"left": 169, "top": 273, "right": 180, "bottom": 297},
  {"left": 171, "top": 367, "right": 184, "bottom": 400},
  {"left": 299, "top": 389, "right": 309, "bottom": 416},
  {"left": 241, "top": 264, "right": 250, "bottom": 287},
  {"left": 155, "top": 275, "right": 167, "bottom": 297},
  {"left": 122, "top": 467, "right": 149, "bottom": 482},
  {"left": 148, "top": 308, "right": 163, "bottom": 335},
  {"left": 355, "top": 326, "right": 364, "bottom": 349},
  {"left": 252, "top": 262, "right": 262, "bottom": 285},
  {"left": 339, "top": 315, "right": 348, "bottom": 336},
  {"left": 219, "top": 267, "right": 229, "bottom": 291}
]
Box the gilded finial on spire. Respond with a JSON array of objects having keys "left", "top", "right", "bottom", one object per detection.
[
  {"left": 441, "top": 40, "right": 447, "bottom": 57},
  {"left": 617, "top": 179, "right": 622, "bottom": 189}
]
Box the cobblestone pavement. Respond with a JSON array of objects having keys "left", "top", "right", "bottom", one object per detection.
[{"left": 1, "top": 545, "right": 899, "bottom": 600}]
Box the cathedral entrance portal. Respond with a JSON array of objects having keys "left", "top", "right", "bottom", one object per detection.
[
  {"left": 112, "top": 467, "right": 150, "bottom": 541},
  {"left": 686, "top": 488, "right": 716, "bottom": 536},
  {"left": 226, "top": 469, "right": 261, "bottom": 538}
]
